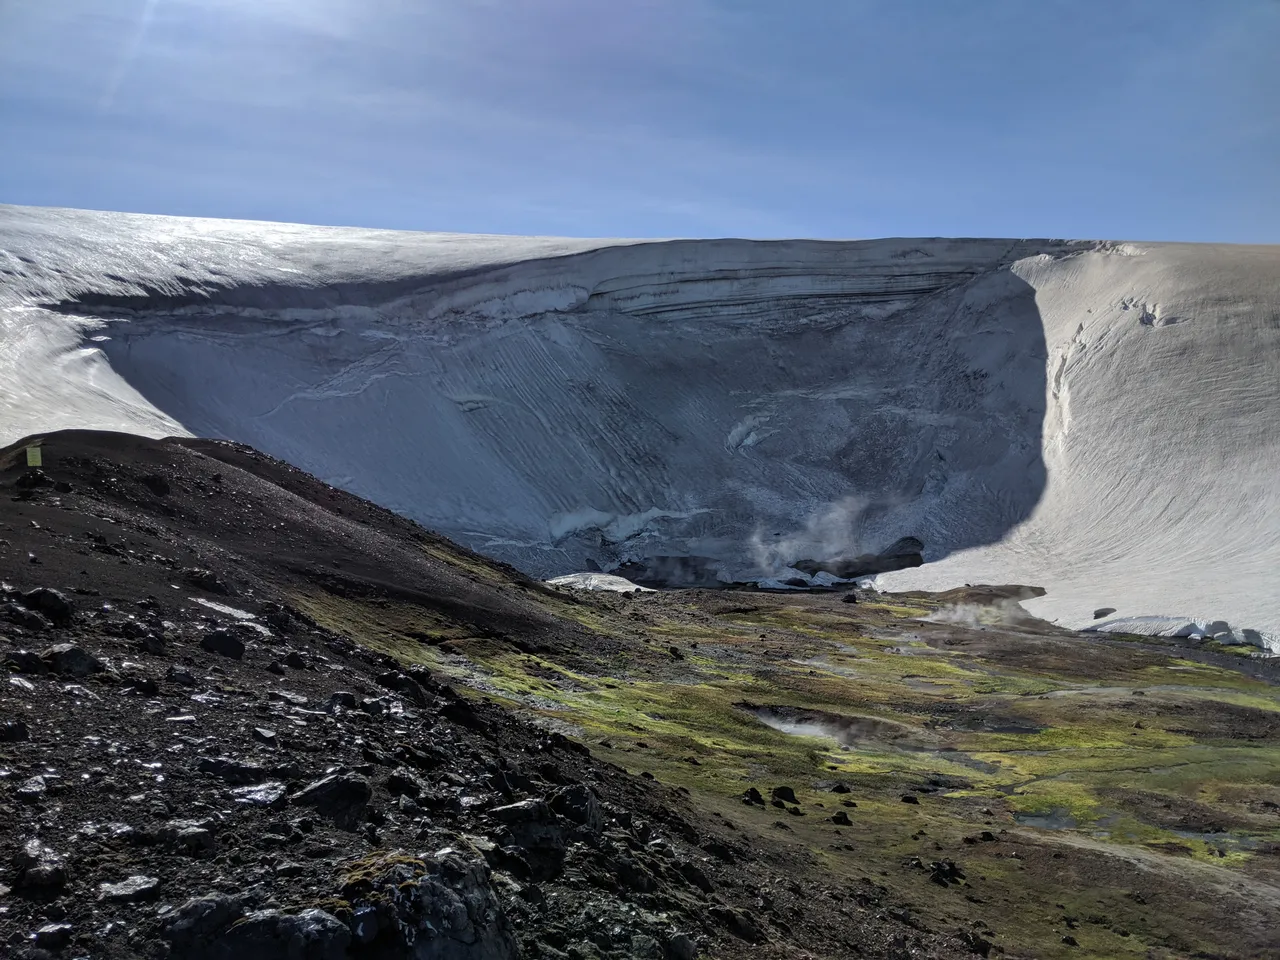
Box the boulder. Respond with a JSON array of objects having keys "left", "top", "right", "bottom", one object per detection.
[
  {"left": 39, "top": 643, "right": 103, "bottom": 677},
  {"left": 13, "top": 839, "right": 67, "bottom": 890},
  {"left": 666, "top": 933, "right": 699, "bottom": 960},
  {"left": 376, "top": 670, "right": 428, "bottom": 704},
  {"left": 489, "top": 800, "right": 569, "bottom": 880},
  {"left": 341, "top": 850, "right": 517, "bottom": 959},
  {"left": 184, "top": 568, "right": 231, "bottom": 595},
  {"left": 158, "top": 819, "right": 218, "bottom": 854},
  {"left": 2, "top": 603, "right": 51, "bottom": 631},
  {"left": 205, "top": 908, "right": 350, "bottom": 960},
  {"left": 928, "top": 858, "right": 965, "bottom": 886},
  {"left": 384, "top": 767, "right": 426, "bottom": 800},
  {"left": 547, "top": 784, "right": 604, "bottom": 833},
  {"left": 5, "top": 649, "right": 47, "bottom": 673},
  {"left": 33, "top": 923, "right": 74, "bottom": 949},
  {"left": 292, "top": 773, "right": 371, "bottom": 829},
  {"left": 794, "top": 537, "right": 925, "bottom": 580},
  {"left": 20, "top": 588, "right": 74, "bottom": 627},
  {"left": 710, "top": 906, "right": 764, "bottom": 943},
  {"left": 160, "top": 894, "right": 245, "bottom": 950},
  {"left": 325, "top": 691, "right": 358, "bottom": 712},
  {"left": 230, "top": 782, "right": 288, "bottom": 807},
  {"left": 201, "top": 629, "right": 245, "bottom": 660},
  {"left": 677, "top": 859, "right": 715, "bottom": 893},
  {"left": 197, "top": 756, "right": 267, "bottom": 785},
  {"left": 98, "top": 875, "right": 161, "bottom": 902},
  {"left": 17, "top": 775, "right": 47, "bottom": 803}
]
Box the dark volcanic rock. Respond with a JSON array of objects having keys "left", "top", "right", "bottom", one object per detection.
[
  {"left": 201, "top": 628, "right": 246, "bottom": 660},
  {"left": 928, "top": 858, "right": 965, "bottom": 886},
  {"left": 5, "top": 648, "right": 47, "bottom": 673},
  {"left": 184, "top": 567, "right": 231, "bottom": 595},
  {"left": 794, "top": 537, "right": 925, "bottom": 580},
  {"left": 771, "top": 785, "right": 798, "bottom": 804},
  {"left": 17, "top": 775, "right": 47, "bottom": 803},
  {"left": 548, "top": 783, "right": 604, "bottom": 833},
  {"left": 326, "top": 691, "right": 358, "bottom": 712},
  {"left": 340, "top": 850, "right": 516, "bottom": 960},
  {"left": 98, "top": 874, "right": 161, "bottom": 903},
  {"left": 161, "top": 894, "right": 246, "bottom": 949},
  {"left": 20, "top": 587, "right": 75, "bottom": 626},
  {"left": 230, "top": 781, "right": 288, "bottom": 807},
  {"left": 2, "top": 602, "right": 51, "bottom": 631},
  {"left": 14, "top": 839, "right": 67, "bottom": 891},
  {"left": 204, "top": 908, "right": 351, "bottom": 960},
  {"left": 711, "top": 905, "right": 765, "bottom": 943},
  {"left": 157, "top": 819, "right": 218, "bottom": 854},
  {"left": 139, "top": 473, "right": 171, "bottom": 496},
  {"left": 33, "top": 922, "right": 74, "bottom": 949},
  {"left": 197, "top": 756, "right": 267, "bottom": 785},
  {"left": 1, "top": 718, "right": 31, "bottom": 742},
  {"left": 39, "top": 643, "right": 102, "bottom": 677},
  {"left": 384, "top": 767, "right": 427, "bottom": 800},
  {"left": 15, "top": 468, "right": 51, "bottom": 490},
  {"left": 376, "top": 669, "right": 428, "bottom": 704},
  {"left": 292, "top": 773, "right": 371, "bottom": 829},
  {"left": 490, "top": 799, "right": 570, "bottom": 879},
  {"left": 161, "top": 895, "right": 350, "bottom": 960}
]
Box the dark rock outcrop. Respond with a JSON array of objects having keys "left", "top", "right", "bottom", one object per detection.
[{"left": 292, "top": 774, "right": 372, "bottom": 829}]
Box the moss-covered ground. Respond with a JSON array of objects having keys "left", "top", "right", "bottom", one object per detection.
[{"left": 293, "top": 581, "right": 1280, "bottom": 959}]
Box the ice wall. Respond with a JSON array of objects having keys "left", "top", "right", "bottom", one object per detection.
[{"left": 2, "top": 205, "right": 1277, "bottom": 642}]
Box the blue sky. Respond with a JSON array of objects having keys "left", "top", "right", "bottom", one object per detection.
[{"left": 2, "top": 0, "right": 1278, "bottom": 240}]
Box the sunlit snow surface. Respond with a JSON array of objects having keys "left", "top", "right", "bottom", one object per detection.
[
  {"left": 545, "top": 573, "right": 655, "bottom": 593},
  {"left": 2, "top": 205, "right": 1277, "bottom": 649}
]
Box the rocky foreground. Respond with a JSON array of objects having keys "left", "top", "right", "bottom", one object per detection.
[{"left": 0, "top": 432, "right": 997, "bottom": 959}]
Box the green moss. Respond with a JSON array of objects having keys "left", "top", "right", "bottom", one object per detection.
[
  {"left": 856, "top": 601, "right": 932, "bottom": 618},
  {"left": 970, "top": 675, "right": 1064, "bottom": 696},
  {"left": 290, "top": 590, "right": 460, "bottom": 667},
  {"left": 1007, "top": 782, "right": 1104, "bottom": 824}
]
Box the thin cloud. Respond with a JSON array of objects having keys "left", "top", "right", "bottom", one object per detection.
[{"left": 100, "top": 0, "right": 161, "bottom": 111}]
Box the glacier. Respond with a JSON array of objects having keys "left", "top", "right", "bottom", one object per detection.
[{"left": 1, "top": 204, "right": 1277, "bottom": 648}]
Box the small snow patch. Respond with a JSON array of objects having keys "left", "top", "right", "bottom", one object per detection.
[
  {"left": 191, "top": 598, "right": 272, "bottom": 636},
  {"left": 545, "top": 573, "right": 654, "bottom": 593}
]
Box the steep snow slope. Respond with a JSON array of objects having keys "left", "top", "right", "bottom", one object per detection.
[
  {"left": 2, "top": 205, "right": 1277, "bottom": 645},
  {"left": 880, "top": 243, "right": 1280, "bottom": 644}
]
